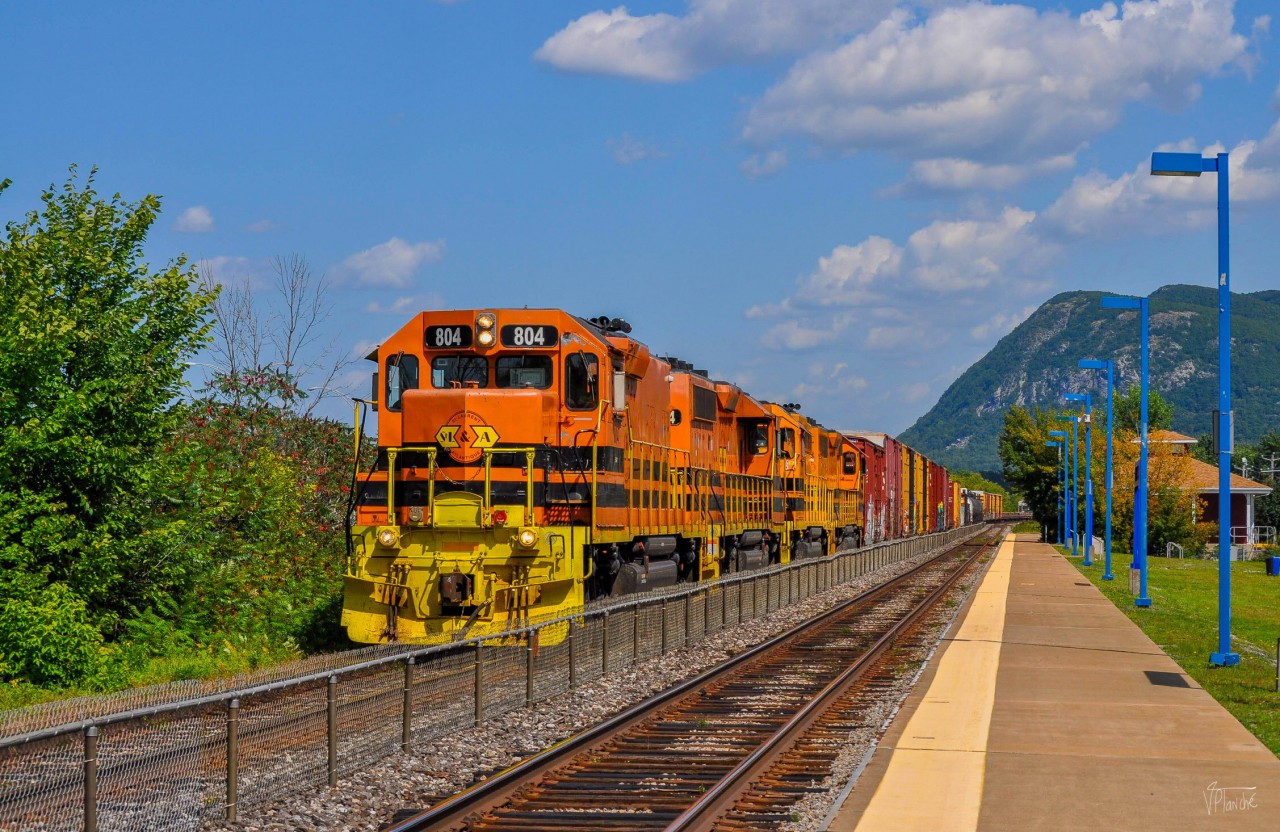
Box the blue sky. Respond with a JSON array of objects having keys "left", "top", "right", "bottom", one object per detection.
[{"left": 4, "top": 1, "right": 1278, "bottom": 433}]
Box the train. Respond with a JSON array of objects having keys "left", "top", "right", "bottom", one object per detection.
[{"left": 341, "top": 309, "right": 998, "bottom": 644}]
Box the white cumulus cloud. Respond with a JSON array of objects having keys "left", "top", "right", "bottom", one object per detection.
[
  {"left": 792, "top": 236, "right": 902, "bottom": 308},
  {"left": 751, "top": 204, "right": 1055, "bottom": 355},
  {"left": 1043, "top": 127, "right": 1280, "bottom": 237},
  {"left": 332, "top": 237, "right": 446, "bottom": 288},
  {"left": 175, "top": 205, "right": 214, "bottom": 233},
  {"left": 745, "top": 0, "right": 1249, "bottom": 180},
  {"left": 908, "top": 206, "right": 1047, "bottom": 292},
  {"left": 535, "top": 0, "right": 899, "bottom": 82}
]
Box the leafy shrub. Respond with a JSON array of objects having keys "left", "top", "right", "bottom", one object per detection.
[{"left": 0, "top": 584, "right": 103, "bottom": 687}]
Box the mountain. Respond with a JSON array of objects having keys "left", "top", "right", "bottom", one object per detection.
[{"left": 899, "top": 284, "right": 1280, "bottom": 479}]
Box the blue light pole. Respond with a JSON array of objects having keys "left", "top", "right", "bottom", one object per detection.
[
  {"left": 1056, "top": 414, "right": 1079, "bottom": 556},
  {"left": 1150, "top": 150, "right": 1238, "bottom": 665},
  {"left": 1080, "top": 359, "right": 1115, "bottom": 581},
  {"left": 1050, "top": 428, "right": 1068, "bottom": 546},
  {"left": 1046, "top": 440, "right": 1063, "bottom": 542},
  {"left": 1101, "top": 294, "right": 1152, "bottom": 608},
  {"left": 1066, "top": 392, "right": 1094, "bottom": 566}
]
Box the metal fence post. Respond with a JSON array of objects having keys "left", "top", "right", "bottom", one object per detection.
[
  {"left": 660, "top": 600, "right": 668, "bottom": 654},
  {"left": 602, "top": 613, "right": 611, "bottom": 675},
  {"left": 633, "top": 606, "right": 642, "bottom": 664},
  {"left": 526, "top": 630, "right": 537, "bottom": 705},
  {"left": 327, "top": 675, "right": 338, "bottom": 787},
  {"left": 683, "top": 594, "right": 691, "bottom": 645},
  {"left": 474, "top": 642, "right": 485, "bottom": 726},
  {"left": 568, "top": 619, "right": 578, "bottom": 687},
  {"left": 703, "top": 589, "right": 711, "bottom": 635},
  {"left": 737, "top": 581, "right": 745, "bottom": 623},
  {"left": 226, "top": 699, "right": 240, "bottom": 821},
  {"left": 84, "top": 725, "right": 98, "bottom": 832},
  {"left": 401, "top": 658, "right": 414, "bottom": 753}
]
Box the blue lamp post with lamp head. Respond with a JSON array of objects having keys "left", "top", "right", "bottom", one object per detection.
[
  {"left": 1150, "top": 149, "right": 1238, "bottom": 665},
  {"left": 1049, "top": 429, "right": 1068, "bottom": 545},
  {"left": 1101, "top": 294, "right": 1152, "bottom": 607},
  {"left": 1055, "top": 414, "right": 1079, "bottom": 557},
  {"left": 1065, "top": 391, "right": 1094, "bottom": 566},
  {"left": 1080, "top": 359, "right": 1115, "bottom": 580},
  {"left": 1045, "top": 440, "right": 1064, "bottom": 542}
]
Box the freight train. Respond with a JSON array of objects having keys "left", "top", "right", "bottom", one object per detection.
[{"left": 341, "top": 309, "right": 988, "bottom": 644}]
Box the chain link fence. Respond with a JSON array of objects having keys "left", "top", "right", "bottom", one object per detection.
[{"left": 0, "top": 526, "right": 980, "bottom": 831}]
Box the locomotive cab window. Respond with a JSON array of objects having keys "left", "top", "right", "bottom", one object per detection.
[
  {"left": 749, "top": 423, "right": 769, "bottom": 455},
  {"left": 385, "top": 354, "right": 419, "bottom": 411},
  {"left": 843, "top": 453, "right": 859, "bottom": 475},
  {"left": 777, "top": 427, "right": 795, "bottom": 459},
  {"left": 496, "top": 355, "right": 553, "bottom": 389},
  {"left": 431, "top": 355, "right": 489, "bottom": 388},
  {"left": 565, "top": 352, "right": 599, "bottom": 410}
]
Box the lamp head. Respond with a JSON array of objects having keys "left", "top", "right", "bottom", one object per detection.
[
  {"left": 1064, "top": 393, "right": 1087, "bottom": 403},
  {"left": 1150, "top": 151, "right": 1206, "bottom": 177},
  {"left": 1078, "top": 359, "right": 1108, "bottom": 370},
  {"left": 1049, "top": 430, "right": 1066, "bottom": 438},
  {"left": 1100, "top": 295, "right": 1141, "bottom": 310},
  {"left": 1045, "top": 441, "right": 1062, "bottom": 448}
]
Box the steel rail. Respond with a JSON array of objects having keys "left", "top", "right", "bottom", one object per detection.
[
  {"left": 379, "top": 530, "right": 989, "bottom": 832},
  {"left": 663, "top": 537, "right": 990, "bottom": 830}
]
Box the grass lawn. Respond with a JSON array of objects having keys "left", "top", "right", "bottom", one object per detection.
[{"left": 1068, "top": 549, "right": 1280, "bottom": 756}]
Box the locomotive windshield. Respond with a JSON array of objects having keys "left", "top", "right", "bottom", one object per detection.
[
  {"left": 496, "top": 355, "right": 553, "bottom": 389},
  {"left": 431, "top": 355, "right": 489, "bottom": 388}
]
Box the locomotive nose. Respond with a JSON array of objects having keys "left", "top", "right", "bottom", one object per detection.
[{"left": 400, "top": 389, "right": 546, "bottom": 451}]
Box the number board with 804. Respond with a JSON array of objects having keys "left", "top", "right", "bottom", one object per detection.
[
  {"left": 500, "top": 325, "right": 558, "bottom": 348},
  {"left": 425, "top": 326, "right": 473, "bottom": 349}
]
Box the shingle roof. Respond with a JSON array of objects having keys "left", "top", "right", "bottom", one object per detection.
[
  {"left": 1176, "top": 457, "right": 1272, "bottom": 495},
  {"left": 1150, "top": 429, "right": 1196, "bottom": 444}
]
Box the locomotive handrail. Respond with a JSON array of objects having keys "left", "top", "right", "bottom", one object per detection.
[{"left": 382, "top": 445, "right": 538, "bottom": 526}]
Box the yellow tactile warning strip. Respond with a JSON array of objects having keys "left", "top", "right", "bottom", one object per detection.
[{"left": 852, "top": 533, "right": 1015, "bottom": 831}]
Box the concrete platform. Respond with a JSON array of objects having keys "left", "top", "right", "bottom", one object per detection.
[{"left": 827, "top": 534, "right": 1280, "bottom": 831}]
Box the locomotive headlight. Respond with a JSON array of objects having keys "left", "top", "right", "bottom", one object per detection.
[
  {"left": 516, "top": 528, "right": 538, "bottom": 549},
  {"left": 476, "top": 312, "right": 496, "bottom": 329},
  {"left": 376, "top": 527, "right": 399, "bottom": 548},
  {"left": 476, "top": 329, "right": 496, "bottom": 347}
]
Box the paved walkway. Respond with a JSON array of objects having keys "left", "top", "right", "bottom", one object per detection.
[{"left": 827, "top": 533, "right": 1280, "bottom": 831}]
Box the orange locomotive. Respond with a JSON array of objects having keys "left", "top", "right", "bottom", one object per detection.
[{"left": 342, "top": 309, "right": 891, "bottom": 644}]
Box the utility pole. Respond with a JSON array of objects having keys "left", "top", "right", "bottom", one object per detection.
[
  {"left": 1260, "top": 453, "right": 1280, "bottom": 481},
  {"left": 1235, "top": 457, "right": 1252, "bottom": 480}
]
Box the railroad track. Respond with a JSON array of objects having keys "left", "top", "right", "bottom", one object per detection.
[{"left": 383, "top": 530, "right": 999, "bottom": 831}]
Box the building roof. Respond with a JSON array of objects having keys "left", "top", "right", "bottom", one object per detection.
[
  {"left": 1150, "top": 429, "right": 1196, "bottom": 444},
  {"left": 1178, "top": 457, "right": 1272, "bottom": 495}
]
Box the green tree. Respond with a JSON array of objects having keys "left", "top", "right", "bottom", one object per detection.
[
  {"left": 1112, "top": 385, "right": 1174, "bottom": 434},
  {"left": 1236, "top": 432, "right": 1280, "bottom": 532},
  {"left": 998, "top": 406, "right": 1060, "bottom": 539},
  {"left": 0, "top": 169, "right": 214, "bottom": 637}
]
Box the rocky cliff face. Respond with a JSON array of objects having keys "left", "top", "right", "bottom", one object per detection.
[{"left": 898, "top": 285, "right": 1280, "bottom": 478}]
